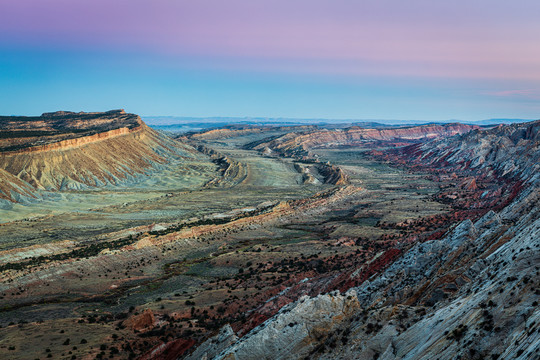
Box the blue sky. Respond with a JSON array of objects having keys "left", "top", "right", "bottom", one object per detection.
[{"left": 1, "top": 1, "right": 539, "bottom": 121}]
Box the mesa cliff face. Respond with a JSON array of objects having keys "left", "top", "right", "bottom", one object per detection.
[
  {"left": 0, "top": 110, "right": 199, "bottom": 201},
  {"left": 0, "top": 109, "right": 141, "bottom": 152},
  {"left": 189, "top": 120, "right": 540, "bottom": 360}
]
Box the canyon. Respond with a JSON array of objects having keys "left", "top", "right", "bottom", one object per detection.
[
  {"left": 0, "top": 113, "right": 538, "bottom": 360},
  {"left": 197, "top": 120, "right": 540, "bottom": 360}
]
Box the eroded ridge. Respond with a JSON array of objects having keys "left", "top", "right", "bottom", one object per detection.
[{"left": 186, "top": 120, "right": 540, "bottom": 360}]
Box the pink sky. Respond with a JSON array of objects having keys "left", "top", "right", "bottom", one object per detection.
[
  {"left": 2, "top": 0, "right": 539, "bottom": 80},
  {"left": 0, "top": 0, "right": 539, "bottom": 119}
]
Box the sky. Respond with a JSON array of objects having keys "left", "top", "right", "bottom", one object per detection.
[{"left": 0, "top": 0, "right": 539, "bottom": 121}]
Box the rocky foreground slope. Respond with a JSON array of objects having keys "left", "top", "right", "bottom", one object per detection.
[
  {"left": 188, "top": 120, "right": 540, "bottom": 360},
  {"left": 0, "top": 110, "right": 200, "bottom": 202}
]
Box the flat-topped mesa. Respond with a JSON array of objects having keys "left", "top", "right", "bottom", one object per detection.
[
  {"left": 41, "top": 109, "right": 126, "bottom": 117},
  {"left": 41, "top": 111, "right": 80, "bottom": 117},
  {"left": 0, "top": 109, "right": 142, "bottom": 153},
  {"left": 0, "top": 110, "right": 198, "bottom": 200}
]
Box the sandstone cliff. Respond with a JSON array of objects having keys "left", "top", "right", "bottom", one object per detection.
[
  {"left": 0, "top": 109, "right": 140, "bottom": 152},
  {"left": 0, "top": 110, "right": 200, "bottom": 201}
]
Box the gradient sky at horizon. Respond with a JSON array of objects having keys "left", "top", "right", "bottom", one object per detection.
[{"left": 1, "top": 0, "right": 539, "bottom": 120}]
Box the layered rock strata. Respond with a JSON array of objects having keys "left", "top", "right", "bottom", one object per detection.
[
  {"left": 248, "top": 123, "right": 477, "bottom": 159},
  {"left": 0, "top": 110, "right": 200, "bottom": 201}
]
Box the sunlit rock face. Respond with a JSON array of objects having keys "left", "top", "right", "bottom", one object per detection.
[{"left": 0, "top": 110, "right": 199, "bottom": 200}]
